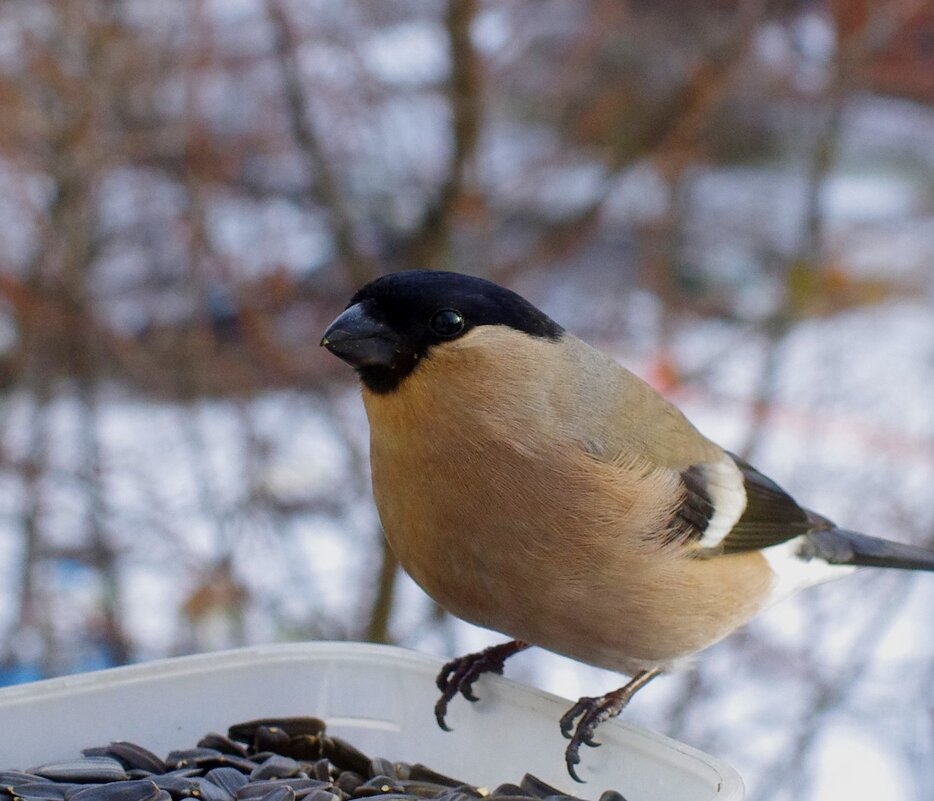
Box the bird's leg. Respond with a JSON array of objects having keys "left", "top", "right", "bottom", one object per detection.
[
  {"left": 559, "top": 667, "right": 662, "bottom": 782},
  {"left": 434, "top": 639, "right": 530, "bottom": 730}
]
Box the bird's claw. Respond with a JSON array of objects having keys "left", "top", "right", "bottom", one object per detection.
[
  {"left": 559, "top": 699, "right": 584, "bottom": 739},
  {"left": 557, "top": 669, "right": 661, "bottom": 781},
  {"left": 559, "top": 693, "right": 632, "bottom": 782},
  {"left": 559, "top": 696, "right": 604, "bottom": 782},
  {"left": 434, "top": 641, "right": 527, "bottom": 730},
  {"left": 434, "top": 651, "right": 506, "bottom": 728},
  {"left": 434, "top": 702, "right": 453, "bottom": 732}
]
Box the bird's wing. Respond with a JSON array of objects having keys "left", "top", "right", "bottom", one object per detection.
[
  {"left": 674, "top": 453, "right": 934, "bottom": 571},
  {"left": 671, "top": 452, "right": 814, "bottom": 553},
  {"left": 566, "top": 341, "right": 817, "bottom": 553}
]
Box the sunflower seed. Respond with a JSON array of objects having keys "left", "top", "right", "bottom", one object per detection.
[
  {"left": 29, "top": 761, "right": 128, "bottom": 785},
  {"left": 299, "top": 792, "right": 340, "bottom": 801},
  {"left": 365, "top": 763, "right": 394, "bottom": 784},
  {"left": 351, "top": 777, "right": 404, "bottom": 799},
  {"left": 404, "top": 769, "right": 460, "bottom": 790},
  {"left": 104, "top": 746, "right": 166, "bottom": 776},
  {"left": 332, "top": 773, "right": 360, "bottom": 797},
  {"left": 69, "top": 781, "right": 161, "bottom": 801},
  {"left": 248, "top": 758, "right": 301, "bottom": 783},
  {"left": 488, "top": 796, "right": 537, "bottom": 801},
  {"left": 318, "top": 742, "right": 366, "bottom": 779},
  {"left": 396, "top": 782, "right": 450, "bottom": 799},
  {"left": 236, "top": 780, "right": 329, "bottom": 801},
  {"left": 12, "top": 783, "right": 79, "bottom": 801},
  {"left": 2, "top": 774, "right": 45, "bottom": 791},
  {"left": 432, "top": 792, "right": 477, "bottom": 801},
  {"left": 195, "top": 739, "right": 248, "bottom": 761},
  {"left": 228, "top": 721, "right": 324, "bottom": 746},
  {"left": 148, "top": 775, "right": 201, "bottom": 798},
  {"left": 202, "top": 771, "right": 247, "bottom": 798},
  {"left": 516, "top": 777, "right": 564, "bottom": 801}
]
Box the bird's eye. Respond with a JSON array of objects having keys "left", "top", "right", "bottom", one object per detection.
[{"left": 429, "top": 309, "right": 465, "bottom": 338}]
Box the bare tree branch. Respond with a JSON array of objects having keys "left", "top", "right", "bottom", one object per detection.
[
  {"left": 365, "top": 538, "right": 399, "bottom": 644},
  {"left": 494, "top": 0, "right": 769, "bottom": 277},
  {"left": 401, "top": 0, "right": 482, "bottom": 267},
  {"left": 264, "top": 0, "right": 377, "bottom": 287}
]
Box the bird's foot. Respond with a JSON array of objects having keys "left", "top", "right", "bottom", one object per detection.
[
  {"left": 559, "top": 668, "right": 662, "bottom": 782},
  {"left": 434, "top": 640, "right": 529, "bottom": 731},
  {"left": 560, "top": 693, "right": 621, "bottom": 782}
]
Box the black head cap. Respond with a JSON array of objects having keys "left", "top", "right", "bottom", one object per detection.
[{"left": 321, "top": 270, "right": 564, "bottom": 393}]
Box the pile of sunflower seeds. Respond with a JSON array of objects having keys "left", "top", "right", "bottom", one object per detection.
[{"left": 0, "top": 718, "right": 628, "bottom": 801}]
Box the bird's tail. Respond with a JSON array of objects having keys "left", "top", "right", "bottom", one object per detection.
[{"left": 805, "top": 527, "right": 934, "bottom": 572}]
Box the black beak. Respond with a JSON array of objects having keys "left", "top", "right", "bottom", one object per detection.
[{"left": 320, "top": 303, "right": 400, "bottom": 369}]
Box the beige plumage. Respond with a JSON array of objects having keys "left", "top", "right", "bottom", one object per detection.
[{"left": 365, "top": 326, "right": 771, "bottom": 673}]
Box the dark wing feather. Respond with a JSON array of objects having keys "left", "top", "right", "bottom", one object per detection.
[
  {"left": 669, "top": 453, "right": 815, "bottom": 551},
  {"left": 674, "top": 454, "right": 934, "bottom": 569},
  {"left": 668, "top": 465, "right": 714, "bottom": 544},
  {"left": 716, "top": 452, "right": 813, "bottom": 553}
]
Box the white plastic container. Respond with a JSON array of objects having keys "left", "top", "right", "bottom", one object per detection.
[{"left": 0, "top": 642, "right": 742, "bottom": 801}]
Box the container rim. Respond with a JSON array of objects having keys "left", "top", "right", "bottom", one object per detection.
[{"left": 0, "top": 641, "right": 744, "bottom": 799}]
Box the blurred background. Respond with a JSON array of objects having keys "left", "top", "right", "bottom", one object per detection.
[{"left": 0, "top": 0, "right": 933, "bottom": 798}]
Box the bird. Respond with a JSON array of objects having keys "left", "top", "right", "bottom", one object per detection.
[{"left": 320, "top": 269, "right": 934, "bottom": 781}]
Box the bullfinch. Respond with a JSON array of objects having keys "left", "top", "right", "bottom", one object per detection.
[{"left": 321, "top": 269, "right": 934, "bottom": 780}]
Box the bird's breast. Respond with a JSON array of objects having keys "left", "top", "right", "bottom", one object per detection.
[
  {"left": 361, "top": 336, "right": 773, "bottom": 671},
  {"left": 363, "top": 358, "right": 624, "bottom": 646},
  {"left": 367, "top": 395, "right": 569, "bottom": 629}
]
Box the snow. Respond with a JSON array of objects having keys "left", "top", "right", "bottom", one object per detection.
[
  {"left": 364, "top": 20, "right": 448, "bottom": 86},
  {"left": 811, "top": 723, "right": 914, "bottom": 800}
]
